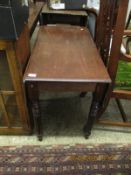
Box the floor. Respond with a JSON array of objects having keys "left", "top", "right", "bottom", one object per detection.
[{"left": 0, "top": 92, "right": 131, "bottom": 146}]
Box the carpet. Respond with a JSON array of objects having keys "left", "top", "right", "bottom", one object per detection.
[{"left": 0, "top": 144, "right": 131, "bottom": 175}]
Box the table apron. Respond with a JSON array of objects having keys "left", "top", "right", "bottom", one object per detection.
[{"left": 30, "top": 82, "right": 96, "bottom": 92}]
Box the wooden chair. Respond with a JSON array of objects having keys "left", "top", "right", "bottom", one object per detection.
[
  {"left": 80, "top": 0, "right": 117, "bottom": 97},
  {"left": 126, "top": 10, "right": 131, "bottom": 29},
  {"left": 81, "top": 0, "right": 131, "bottom": 131},
  {"left": 126, "top": 10, "right": 131, "bottom": 55},
  {"left": 97, "top": 0, "right": 131, "bottom": 127}
]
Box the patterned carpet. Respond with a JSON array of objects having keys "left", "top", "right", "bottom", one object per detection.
[{"left": 0, "top": 144, "right": 131, "bottom": 175}]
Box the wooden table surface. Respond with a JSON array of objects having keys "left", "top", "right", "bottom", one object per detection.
[{"left": 24, "top": 25, "right": 110, "bottom": 83}]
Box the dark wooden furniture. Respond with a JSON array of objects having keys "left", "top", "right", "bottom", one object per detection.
[
  {"left": 0, "top": 0, "right": 45, "bottom": 135},
  {"left": 23, "top": 25, "right": 111, "bottom": 141},
  {"left": 48, "top": 0, "right": 88, "bottom": 10},
  {"left": 80, "top": 0, "right": 117, "bottom": 97},
  {"left": 96, "top": 0, "right": 131, "bottom": 127},
  {"left": 126, "top": 10, "right": 131, "bottom": 55},
  {"left": 81, "top": 0, "right": 131, "bottom": 127},
  {"left": 0, "top": 24, "right": 30, "bottom": 134},
  {"left": 126, "top": 10, "right": 131, "bottom": 29},
  {"left": 33, "top": 0, "right": 46, "bottom": 3},
  {"left": 41, "top": 4, "right": 87, "bottom": 26},
  {"left": 0, "top": 0, "right": 28, "bottom": 40},
  {"left": 28, "top": 1, "right": 44, "bottom": 37}
]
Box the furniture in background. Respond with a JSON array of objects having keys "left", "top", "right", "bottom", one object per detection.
[
  {"left": 97, "top": 0, "right": 131, "bottom": 127},
  {"left": 33, "top": 0, "right": 46, "bottom": 3},
  {"left": 125, "top": 10, "right": 131, "bottom": 55},
  {"left": 81, "top": 0, "right": 131, "bottom": 128},
  {"left": 126, "top": 10, "right": 131, "bottom": 29},
  {"left": 23, "top": 25, "right": 111, "bottom": 141},
  {"left": 0, "top": 0, "right": 30, "bottom": 135},
  {"left": 80, "top": 0, "right": 117, "bottom": 95},
  {"left": 113, "top": 12, "right": 131, "bottom": 124},
  {"left": 0, "top": 0, "right": 29, "bottom": 40},
  {"left": 0, "top": 24, "right": 30, "bottom": 134},
  {"left": 0, "top": 0, "right": 44, "bottom": 135},
  {"left": 41, "top": 2, "right": 101, "bottom": 40},
  {"left": 41, "top": 4, "right": 88, "bottom": 26},
  {"left": 28, "top": 1, "right": 44, "bottom": 37}
]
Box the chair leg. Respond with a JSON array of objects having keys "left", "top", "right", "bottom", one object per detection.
[{"left": 115, "top": 98, "right": 128, "bottom": 122}]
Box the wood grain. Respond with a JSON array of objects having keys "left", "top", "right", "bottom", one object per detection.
[{"left": 24, "top": 25, "right": 110, "bottom": 83}]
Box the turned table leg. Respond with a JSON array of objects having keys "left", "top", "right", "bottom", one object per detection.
[
  {"left": 26, "top": 82, "right": 43, "bottom": 141},
  {"left": 32, "top": 100, "right": 43, "bottom": 141},
  {"left": 83, "top": 84, "right": 107, "bottom": 139},
  {"left": 83, "top": 101, "right": 100, "bottom": 139}
]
